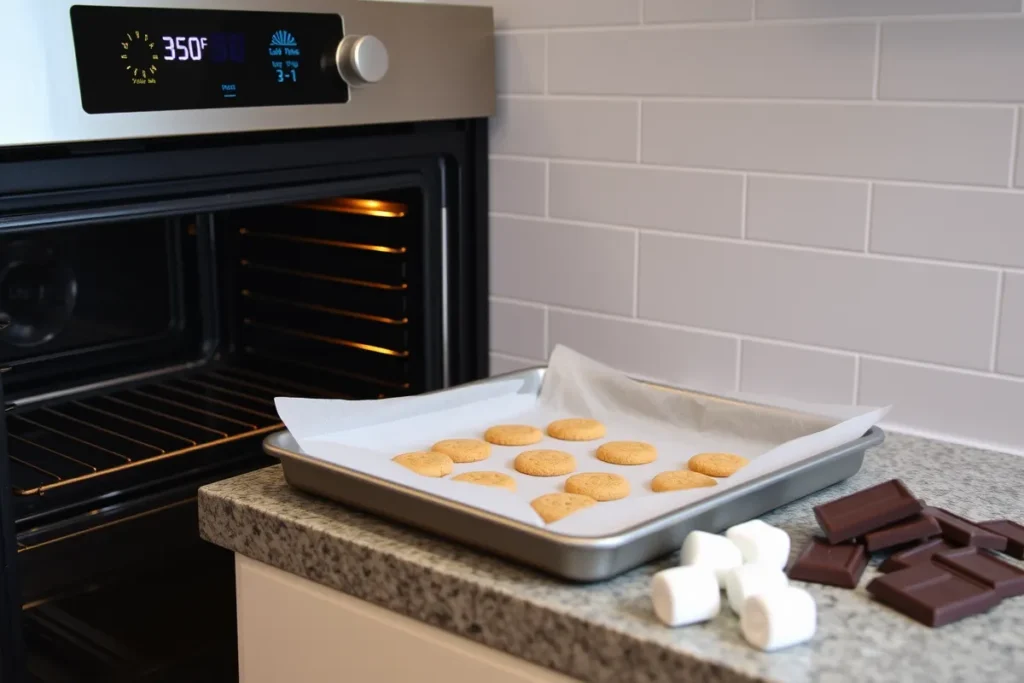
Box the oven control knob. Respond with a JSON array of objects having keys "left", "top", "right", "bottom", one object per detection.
[{"left": 335, "top": 35, "right": 389, "bottom": 86}]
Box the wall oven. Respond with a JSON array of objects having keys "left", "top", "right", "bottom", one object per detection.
[{"left": 0, "top": 1, "right": 494, "bottom": 680}]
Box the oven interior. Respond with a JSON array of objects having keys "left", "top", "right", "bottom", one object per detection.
[{"left": 4, "top": 188, "right": 430, "bottom": 681}]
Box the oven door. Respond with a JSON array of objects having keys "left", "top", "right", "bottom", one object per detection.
[{"left": 1, "top": 376, "right": 25, "bottom": 683}]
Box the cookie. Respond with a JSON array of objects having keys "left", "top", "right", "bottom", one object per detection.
[
  {"left": 431, "top": 438, "right": 491, "bottom": 463},
  {"left": 596, "top": 441, "right": 657, "bottom": 466},
  {"left": 547, "top": 418, "right": 606, "bottom": 441},
  {"left": 451, "top": 471, "right": 517, "bottom": 491},
  {"left": 688, "top": 453, "right": 749, "bottom": 478},
  {"left": 484, "top": 424, "right": 543, "bottom": 446},
  {"left": 514, "top": 449, "right": 577, "bottom": 477},
  {"left": 392, "top": 451, "right": 453, "bottom": 477},
  {"left": 531, "top": 493, "right": 597, "bottom": 524},
  {"left": 564, "top": 472, "right": 630, "bottom": 501},
  {"left": 651, "top": 470, "right": 719, "bottom": 492}
]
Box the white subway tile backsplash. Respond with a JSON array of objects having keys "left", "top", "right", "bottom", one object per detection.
[
  {"left": 490, "top": 158, "right": 546, "bottom": 216},
  {"left": 859, "top": 359, "right": 1024, "bottom": 452},
  {"left": 638, "top": 234, "right": 999, "bottom": 369},
  {"left": 739, "top": 341, "right": 856, "bottom": 404},
  {"left": 494, "top": 34, "right": 545, "bottom": 94},
  {"left": 642, "top": 102, "right": 1014, "bottom": 186},
  {"left": 879, "top": 19, "right": 1024, "bottom": 103},
  {"left": 997, "top": 274, "right": 1024, "bottom": 377},
  {"left": 490, "top": 216, "right": 635, "bottom": 315},
  {"left": 549, "top": 163, "right": 742, "bottom": 236},
  {"left": 871, "top": 184, "right": 1024, "bottom": 268},
  {"left": 489, "top": 299, "right": 546, "bottom": 359},
  {"left": 756, "top": 0, "right": 1019, "bottom": 20},
  {"left": 548, "top": 24, "right": 873, "bottom": 98},
  {"left": 746, "top": 175, "right": 868, "bottom": 251},
  {"left": 491, "top": 98, "right": 638, "bottom": 162},
  {"left": 548, "top": 310, "right": 738, "bottom": 392},
  {"left": 458, "top": 0, "right": 639, "bottom": 30},
  {"left": 490, "top": 353, "right": 540, "bottom": 376},
  {"left": 644, "top": 0, "right": 752, "bottom": 23}
]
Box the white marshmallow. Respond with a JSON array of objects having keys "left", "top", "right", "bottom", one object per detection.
[
  {"left": 725, "top": 519, "right": 791, "bottom": 570},
  {"left": 724, "top": 564, "right": 789, "bottom": 614},
  {"left": 651, "top": 566, "right": 721, "bottom": 627},
  {"left": 740, "top": 586, "right": 817, "bottom": 652},
  {"left": 680, "top": 531, "right": 743, "bottom": 587}
]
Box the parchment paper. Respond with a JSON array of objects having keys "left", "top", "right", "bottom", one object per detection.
[{"left": 275, "top": 345, "right": 889, "bottom": 537}]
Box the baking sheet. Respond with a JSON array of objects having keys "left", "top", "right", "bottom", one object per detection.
[{"left": 275, "top": 345, "right": 889, "bottom": 537}]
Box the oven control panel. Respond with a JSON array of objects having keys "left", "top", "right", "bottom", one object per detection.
[{"left": 69, "top": 5, "right": 353, "bottom": 114}]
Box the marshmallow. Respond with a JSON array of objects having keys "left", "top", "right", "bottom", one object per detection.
[
  {"left": 680, "top": 531, "right": 743, "bottom": 587},
  {"left": 725, "top": 564, "right": 789, "bottom": 614},
  {"left": 740, "top": 586, "right": 817, "bottom": 652},
  {"left": 726, "top": 519, "right": 791, "bottom": 570},
  {"left": 651, "top": 566, "right": 721, "bottom": 627}
]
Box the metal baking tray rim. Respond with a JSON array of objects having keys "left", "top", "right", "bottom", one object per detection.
[{"left": 263, "top": 367, "right": 884, "bottom": 550}]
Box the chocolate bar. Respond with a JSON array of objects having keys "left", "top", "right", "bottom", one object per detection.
[
  {"left": 979, "top": 520, "right": 1024, "bottom": 559},
  {"left": 787, "top": 537, "right": 867, "bottom": 588},
  {"left": 813, "top": 479, "right": 922, "bottom": 544},
  {"left": 933, "top": 547, "right": 1024, "bottom": 599},
  {"left": 878, "top": 538, "right": 958, "bottom": 573},
  {"left": 921, "top": 507, "right": 1007, "bottom": 551},
  {"left": 863, "top": 515, "right": 941, "bottom": 553},
  {"left": 866, "top": 562, "right": 1001, "bottom": 627}
]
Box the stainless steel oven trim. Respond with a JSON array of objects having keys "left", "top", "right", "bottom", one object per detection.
[{"left": 1, "top": 0, "right": 495, "bottom": 148}]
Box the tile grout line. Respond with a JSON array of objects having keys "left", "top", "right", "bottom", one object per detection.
[
  {"left": 750, "top": 0, "right": 757, "bottom": 20},
  {"left": 863, "top": 182, "right": 874, "bottom": 252},
  {"left": 638, "top": 0, "right": 645, "bottom": 24},
  {"left": 488, "top": 295, "right": 1024, "bottom": 385},
  {"left": 872, "top": 22, "right": 881, "bottom": 99},
  {"left": 989, "top": 271, "right": 1006, "bottom": 371},
  {"left": 544, "top": 160, "right": 551, "bottom": 217},
  {"left": 1008, "top": 107, "right": 1020, "bottom": 188},
  {"left": 490, "top": 210, "right": 1023, "bottom": 275},
  {"left": 740, "top": 174, "right": 749, "bottom": 239},
  {"left": 851, "top": 355, "right": 862, "bottom": 404},
  {"left": 631, "top": 230, "right": 641, "bottom": 317},
  {"left": 635, "top": 100, "right": 643, "bottom": 163}
]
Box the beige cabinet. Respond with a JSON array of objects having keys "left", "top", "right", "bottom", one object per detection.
[{"left": 235, "top": 555, "right": 576, "bottom": 683}]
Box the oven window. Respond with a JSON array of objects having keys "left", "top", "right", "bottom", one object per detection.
[{"left": 0, "top": 219, "right": 187, "bottom": 379}]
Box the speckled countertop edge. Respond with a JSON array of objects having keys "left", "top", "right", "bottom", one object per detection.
[{"left": 199, "top": 433, "right": 1024, "bottom": 683}]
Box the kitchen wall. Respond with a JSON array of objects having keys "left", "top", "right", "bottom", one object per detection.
[{"left": 465, "top": 0, "right": 1024, "bottom": 454}]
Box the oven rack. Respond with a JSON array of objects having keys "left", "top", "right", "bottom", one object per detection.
[{"left": 6, "top": 366, "right": 332, "bottom": 497}]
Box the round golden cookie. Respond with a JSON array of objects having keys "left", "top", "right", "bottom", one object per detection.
[
  {"left": 513, "top": 449, "right": 577, "bottom": 477},
  {"left": 547, "top": 418, "right": 606, "bottom": 441},
  {"left": 392, "top": 451, "right": 453, "bottom": 478},
  {"left": 531, "top": 493, "right": 597, "bottom": 524},
  {"left": 451, "top": 471, "right": 517, "bottom": 491},
  {"left": 484, "top": 424, "right": 543, "bottom": 446},
  {"left": 431, "top": 438, "right": 491, "bottom": 463},
  {"left": 564, "top": 472, "right": 630, "bottom": 502},
  {"left": 596, "top": 441, "right": 658, "bottom": 466},
  {"left": 687, "top": 452, "right": 749, "bottom": 478},
  {"left": 651, "top": 470, "right": 719, "bottom": 492}
]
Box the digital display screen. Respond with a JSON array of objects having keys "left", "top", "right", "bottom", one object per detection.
[{"left": 70, "top": 5, "right": 348, "bottom": 114}]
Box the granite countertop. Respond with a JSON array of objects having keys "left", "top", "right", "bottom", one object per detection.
[{"left": 199, "top": 432, "right": 1024, "bottom": 683}]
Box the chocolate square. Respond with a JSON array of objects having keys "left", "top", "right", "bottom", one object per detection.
[
  {"left": 863, "top": 514, "right": 941, "bottom": 553},
  {"left": 867, "top": 562, "right": 1001, "bottom": 627},
  {"left": 879, "top": 538, "right": 958, "bottom": 573},
  {"left": 814, "top": 479, "right": 922, "bottom": 544},
  {"left": 979, "top": 520, "right": 1024, "bottom": 560},
  {"left": 934, "top": 547, "right": 1024, "bottom": 599},
  {"left": 788, "top": 537, "right": 867, "bottom": 589},
  {"left": 921, "top": 507, "right": 1007, "bottom": 551}
]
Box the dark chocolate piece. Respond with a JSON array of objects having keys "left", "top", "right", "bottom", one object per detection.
[
  {"left": 921, "top": 507, "right": 1007, "bottom": 551},
  {"left": 863, "top": 514, "right": 941, "bottom": 552},
  {"left": 866, "top": 562, "right": 1001, "bottom": 627},
  {"left": 879, "top": 538, "right": 958, "bottom": 573},
  {"left": 979, "top": 520, "right": 1024, "bottom": 559},
  {"left": 934, "top": 547, "right": 1024, "bottom": 599},
  {"left": 813, "top": 479, "right": 922, "bottom": 544},
  {"left": 788, "top": 537, "right": 867, "bottom": 588}
]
